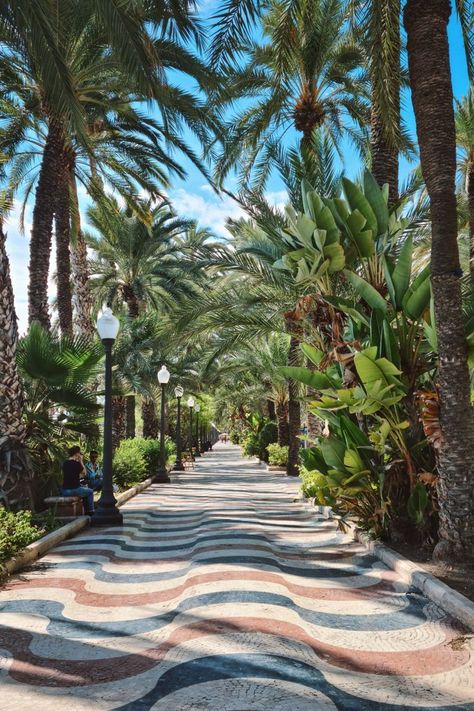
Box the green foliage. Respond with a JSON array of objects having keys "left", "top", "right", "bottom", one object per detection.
[
  {"left": 17, "top": 323, "right": 102, "bottom": 479},
  {"left": 0, "top": 509, "right": 45, "bottom": 565},
  {"left": 241, "top": 431, "right": 260, "bottom": 458},
  {"left": 112, "top": 436, "right": 176, "bottom": 490},
  {"left": 267, "top": 443, "right": 289, "bottom": 467},
  {"left": 258, "top": 421, "right": 278, "bottom": 462},
  {"left": 113, "top": 440, "right": 148, "bottom": 490}
]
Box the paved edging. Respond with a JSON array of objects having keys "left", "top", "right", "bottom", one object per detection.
[
  {"left": 0, "top": 515, "right": 90, "bottom": 580},
  {"left": 116, "top": 476, "right": 154, "bottom": 506},
  {"left": 299, "top": 495, "right": 474, "bottom": 632},
  {"left": 0, "top": 475, "right": 158, "bottom": 582}
]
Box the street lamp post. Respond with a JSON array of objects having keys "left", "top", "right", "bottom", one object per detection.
[
  {"left": 173, "top": 385, "right": 185, "bottom": 471},
  {"left": 199, "top": 419, "right": 205, "bottom": 454},
  {"left": 156, "top": 365, "right": 171, "bottom": 483},
  {"left": 92, "top": 307, "right": 123, "bottom": 526},
  {"left": 194, "top": 403, "right": 201, "bottom": 457},
  {"left": 187, "top": 396, "right": 195, "bottom": 460}
]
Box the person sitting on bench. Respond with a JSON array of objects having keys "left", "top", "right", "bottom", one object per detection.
[
  {"left": 84, "top": 450, "right": 103, "bottom": 492},
  {"left": 61, "top": 446, "right": 94, "bottom": 515}
]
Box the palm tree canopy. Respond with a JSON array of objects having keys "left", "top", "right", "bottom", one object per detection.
[{"left": 213, "top": 0, "right": 369, "bottom": 191}]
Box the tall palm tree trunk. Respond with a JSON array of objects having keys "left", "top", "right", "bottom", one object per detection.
[
  {"left": 70, "top": 171, "right": 93, "bottom": 338},
  {"left": 112, "top": 396, "right": 126, "bottom": 450},
  {"left": 55, "top": 150, "right": 73, "bottom": 336},
  {"left": 0, "top": 223, "right": 25, "bottom": 440},
  {"left": 285, "top": 317, "right": 301, "bottom": 476},
  {"left": 276, "top": 400, "right": 289, "bottom": 446},
  {"left": 405, "top": 0, "right": 474, "bottom": 562},
  {"left": 28, "top": 119, "right": 63, "bottom": 330},
  {"left": 369, "top": 0, "right": 401, "bottom": 205},
  {"left": 142, "top": 398, "right": 159, "bottom": 439},
  {"left": 468, "top": 162, "right": 474, "bottom": 273},
  {"left": 126, "top": 396, "right": 136, "bottom": 439}
]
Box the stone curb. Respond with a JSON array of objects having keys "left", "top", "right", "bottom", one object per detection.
[
  {"left": 298, "top": 496, "right": 474, "bottom": 632},
  {"left": 0, "top": 473, "right": 161, "bottom": 582},
  {"left": 115, "top": 476, "right": 154, "bottom": 506},
  {"left": 0, "top": 515, "right": 90, "bottom": 581}
]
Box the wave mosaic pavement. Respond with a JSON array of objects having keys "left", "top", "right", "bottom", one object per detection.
[{"left": 0, "top": 445, "right": 473, "bottom": 710}]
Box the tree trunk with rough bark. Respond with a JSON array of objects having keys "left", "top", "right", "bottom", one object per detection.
[
  {"left": 0, "top": 223, "right": 25, "bottom": 441},
  {"left": 55, "top": 150, "right": 73, "bottom": 336},
  {"left": 405, "top": 0, "right": 474, "bottom": 562},
  {"left": 267, "top": 399, "right": 276, "bottom": 420},
  {"left": 112, "top": 396, "right": 126, "bottom": 450},
  {"left": 126, "top": 395, "right": 136, "bottom": 439},
  {"left": 142, "top": 398, "right": 159, "bottom": 439},
  {"left": 70, "top": 171, "right": 94, "bottom": 337},
  {"left": 305, "top": 357, "right": 324, "bottom": 442},
  {"left": 285, "top": 318, "right": 301, "bottom": 477},
  {"left": 468, "top": 162, "right": 474, "bottom": 276},
  {"left": 28, "top": 119, "right": 63, "bottom": 330},
  {"left": 370, "top": 0, "right": 401, "bottom": 206},
  {"left": 276, "top": 400, "right": 289, "bottom": 446}
]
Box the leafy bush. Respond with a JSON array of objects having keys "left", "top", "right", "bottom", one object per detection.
[
  {"left": 0, "top": 509, "right": 45, "bottom": 565},
  {"left": 230, "top": 430, "right": 240, "bottom": 444},
  {"left": 113, "top": 437, "right": 176, "bottom": 490},
  {"left": 113, "top": 439, "right": 148, "bottom": 489},
  {"left": 258, "top": 421, "right": 278, "bottom": 461},
  {"left": 241, "top": 431, "right": 259, "bottom": 457},
  {"left": 267, "top": 443, "right": 289, "bottom": 467}
]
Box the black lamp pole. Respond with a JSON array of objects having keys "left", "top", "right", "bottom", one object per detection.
[
  {"left": 92, "top": 338, "right": 123, "bottom": 526},
  {"left": 156, "top": 381, "right": 171, "bottom": 483},
  {"left": 173, "top": 391, "right": 184, "bottom": 471},
  {"left": 188, "top": 403, "right": 194, "bottom": 460},
  {"left": 199, "top": 421, "right": 205, "bottom": 454}
]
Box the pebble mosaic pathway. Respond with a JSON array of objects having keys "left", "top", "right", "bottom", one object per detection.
[{"left": 0, "top": 444, "right": 473, "bottom": 710}]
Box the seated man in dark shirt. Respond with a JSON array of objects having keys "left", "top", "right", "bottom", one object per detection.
[{"left": 61, "top": 445, "right": 94, "bottom": 515}]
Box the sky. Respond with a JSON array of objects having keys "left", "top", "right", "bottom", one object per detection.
[{"left": 4, "top": 6, "right": 471, "bottom": 334}]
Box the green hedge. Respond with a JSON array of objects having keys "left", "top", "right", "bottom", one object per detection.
[
  {"left": 113, "top": 436, "right": 176, "bottom": 490},
  {"left": 267, "top": 443, "right": 289, "bottom": 467},
  {"left": 0, "top": 509, "right": 45, "bottom": 566},
  {"left": 258, "top": 421, "right": 278, "bottom": 462}
]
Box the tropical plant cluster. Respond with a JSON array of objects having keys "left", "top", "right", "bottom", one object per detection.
[{"left": 0, "top": 0, "right": 474, "bottom": 565}]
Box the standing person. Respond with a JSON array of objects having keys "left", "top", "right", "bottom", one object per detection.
[
  {"left": 61, "top": 446, "right": 94, "bottom": 514},
  {"left": 84, "top": 450, "right": 103, "bottom": 492}
]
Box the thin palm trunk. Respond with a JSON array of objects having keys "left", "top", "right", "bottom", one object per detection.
[
  {"left": 142, "top": 398, "right": 159, "bottom": 439},
  {"left": 468, "top": 162, "right": 474, "bottom": 273},
  {"left": 305, "top": 357, "right": 324, "bottom": 442},
  {"left": 28, "top": 119, "right": 63, "bottom": 329},
  {"left": 276, "top": 400, "right": 289, "bottom": 446},
  {"left": 126, "top": 395, "right": 136, "bottom": 439},
  {"left": 285, "top": 317, "right": 301, "bottom": 476},
  {"left": 55, "top": 150, "right": 73, "bottom": 336},
  {"left": 70, "top": 170, "right": 94, "bottom": 337},
  {"left": 370, "top": 0, "right": 401, "bottom": 205},
  {"left": 0, "top": 222, "right": 25, "bottom": 440},
  {"left": 405, "top": 0, "right": 474, "bottom": 562},
  {"left": 112, "top": 395, "right": 126, "bottom": 450}
]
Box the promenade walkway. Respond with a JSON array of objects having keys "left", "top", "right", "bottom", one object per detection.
[{"left": 0, "top": 444, "right": 473, "bottom": 710}]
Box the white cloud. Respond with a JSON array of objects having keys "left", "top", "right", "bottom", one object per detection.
[{"left": 170, "top": 187, "right": 245, "bottom": 237}]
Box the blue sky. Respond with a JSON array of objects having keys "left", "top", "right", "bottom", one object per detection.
[{"left": 5, "top": 4, "right": 471, "bottom": 334}]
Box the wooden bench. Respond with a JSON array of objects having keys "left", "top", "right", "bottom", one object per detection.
[{"left": 44, "top": 496, "right": 84, "bottom": 517}]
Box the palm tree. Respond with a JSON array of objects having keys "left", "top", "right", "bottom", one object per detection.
[
  {"left": 404, "top": 0, "right": 474, "bottom": 563},
  {"left": 1, "top": 1, "right": 219, "bottom": 332},
  {"left": 349, "top": 0, "right": 402, "bottom": 204},
  {"left": 87, "top": 202, "right": 206, "bottom": 440},
  {"left": 0, "top": 222, "right": 25, "bottom": 441},
  {"left": 456, "top": 90, "right": 474, "bottom": 271},
  {"left": 214, "top": 0, "right": 369, "bottom": 191}
]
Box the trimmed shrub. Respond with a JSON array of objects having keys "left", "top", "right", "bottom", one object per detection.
[
  {"left": 258, "top": 421, "right": 278, "bottom": 462},
  {"left": 113, "top": 439, "right": 148, "bottom": 490},
  {"left": 0, "top": 509, "right": 45, "bottom": 565},
  {"left": 230, "top": 430, "right": 240, "bottom": 444},
  {"left": 113, "top": 436, "right": 177, "bottom": 490},
  {"left": 267, "top": 443, "right": 289, "bottom": 467},
  {"left": 241, "top": 431, "right": 259, "bottom": 457}
]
